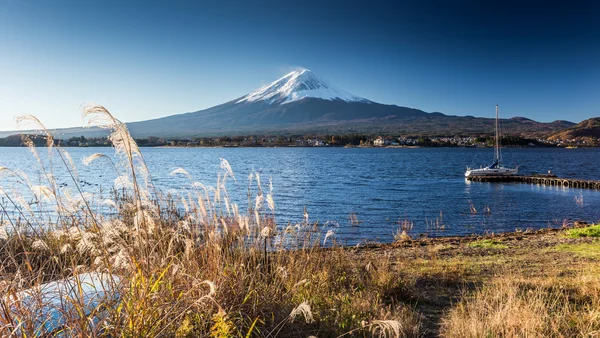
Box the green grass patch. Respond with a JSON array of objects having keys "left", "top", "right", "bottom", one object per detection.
[
  {"left": 565, "top": 224, "right": 600, "bottom": 238},
  {"left": 554, "top": 242, "right": 600, "bottom": 258},
  {"left": 468, "top": 239, "right": 508, "bottom": 249}
]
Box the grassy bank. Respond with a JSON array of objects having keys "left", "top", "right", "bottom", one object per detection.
[{"left": 0, "top": 105, "right": 599, "bottom": 337}]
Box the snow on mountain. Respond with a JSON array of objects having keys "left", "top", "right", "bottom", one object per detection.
[{"left": 237, "top": 69, "right": 370, "bottom": 105}]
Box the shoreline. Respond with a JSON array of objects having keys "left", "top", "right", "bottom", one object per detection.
[
  {"left": 354, "top": 220, "right": 591, "bottom": 250},
  {"left": 142, "top": 144, "right": 593, "bottom": 149}
]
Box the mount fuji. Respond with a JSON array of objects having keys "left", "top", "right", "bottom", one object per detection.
[
  {"left": 122, "top": 69, "right": 432, "bottom": 137},
  {"left": 236, "top": 69, "right": 369, "bottom": 105},
  {"left": 0, "top": 69, "right": 575, "bottom": 138}
]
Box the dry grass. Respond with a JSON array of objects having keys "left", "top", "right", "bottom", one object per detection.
[
  {"left": 440, "top": 272, "right": 600, "bottom": 337},
  {"left": 467, "top": 239, "right": 508, "bottom": 250},
  {"left": 0, "top": 105, "right": 421, "bottom": 337}
]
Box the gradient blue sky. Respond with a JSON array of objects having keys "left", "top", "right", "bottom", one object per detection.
[{"left": 1, "top": 0, "right": 599, "bottom": 131}]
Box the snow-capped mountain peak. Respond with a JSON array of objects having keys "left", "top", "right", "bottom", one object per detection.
[{"left": 237, "top": 69, "right": 369, "bottom": 104}]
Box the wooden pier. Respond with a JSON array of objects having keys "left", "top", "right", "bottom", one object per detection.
[{"left": 467, "top": 174, "right": 600, "bottom": 190}]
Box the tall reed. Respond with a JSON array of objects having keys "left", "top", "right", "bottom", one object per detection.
[{"left": 0, "top": 104, "right": 421, "bottom": 337}]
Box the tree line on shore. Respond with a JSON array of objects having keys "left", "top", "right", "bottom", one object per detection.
[{"left": 0, "top": 133, "right": 596, "bottom": 148}]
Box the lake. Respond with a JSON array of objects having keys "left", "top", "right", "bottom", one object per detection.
[{"left": 0, "top": 147, "right": 599, "bottom": 245}]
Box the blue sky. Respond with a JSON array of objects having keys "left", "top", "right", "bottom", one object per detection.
[{"left": 0, "top": 0, "right": 599, "bottom": 131}]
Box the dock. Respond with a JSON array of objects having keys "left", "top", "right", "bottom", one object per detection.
[{"left": 467, "top": 174, "right": 600, "bottom": 190}]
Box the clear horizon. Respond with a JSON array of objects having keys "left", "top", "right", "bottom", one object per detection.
[{"left": 1, "top": 0, "right": 599, "bottom": 131}]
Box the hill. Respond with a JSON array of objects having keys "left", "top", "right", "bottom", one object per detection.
[{"left": 549, "top": 117, "right": 600, "bottom": 140}]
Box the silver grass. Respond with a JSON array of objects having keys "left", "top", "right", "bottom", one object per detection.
[
  {"left": 14, "top": 193, "right": 34, "bottom": 216},
  {"left": 237, "top": 215, "right": 245, "bottom": 231},
  {"left": 248, "top": 172, "right": 254, "bottom": 187},
  {"left": 133, "top": 210, "right": 150, "bottom": 232},
  {"left": 74, "top": 191, "right": 95, "bottom": 203},
  {"left": 145, "top": 212, "right": 157, "bottom": 233},
  {"left": 181, "top": 196, "right": 189, "bottom": 213},
  {"left": 219, "top": 158, "right": 236, "bottom": 181},
  {"left": 15, "top": 114, "right": 54, "bottom": 149},
  {"left": 170, "top": 167, "right": 190, "bottom": 177},
  {"left": 21, "top": 136, "right": 42, "bottom": 168},
  {"left": 76, "top": 231, "right": 97, "bottom": 254},
  {"left": 255, "top": 172, "right": 262, "bottom": 194},
  {"left": 81, "top": 104, "right": 140, "bottom": 160},
  {"left": 220, "top": 218, "right": 229, "bottom": 234},
  {"left": 197, "top": 196, "right": 207, "bottom": 220},
  {"left": 323, "top": 229, "right": 335, "bottom": 245},
  {"left": 82, "top": 103, "right": 153, "bottom": 204},
  {"left": 178, "top": 220, "right": 191, "bottom": 232},
  {"left": 111, "top": 249, "right": 131, "bottom": 271},
  {"left": 289, "top": 301, "right": 314, "bottom": 323},
  {"left": 114, "top": 175, "right": 133, "bottom": 190},
  {"left": 0, "top": 166, "right": 19, "bottom": 178},
  {"left": 255, "top": 194, "right": 264, "bottom": 210},
  {"left": 101, "top": 199, "right": 118, "bottom": 209},
  {"left": 184, "top": 238, "right": 194, "bottom": 259},
  {"left": 304, "top": 207, "right": 309, "bottom": 224},
  {"left": 224, "top": 194, "right": 231, "bottom": 215},
  {"left": 100, "top": 220, "right": 125, "bottom": 244},
  {"left": 276, "top": 266, "right": 289, "bottom": 279},
  {"left": 82, "top": 153, "right": 110, "bottom": 166},
  {"left": 255, "top": 210, "right": 261, "bottom": 228},
  {"left": 57, "top": 148, "right": 79, "bottom": 180},
  {"left": 196, "top": 280, "right": 217, "bottom": 300},
  {"left": 50, "top": 229, "right": 67, "bottom": 238},
  {"left": 31, "top": 239, "right": 50, "bottom": 251},
  {"left": 13, "top": 169, "right": 33, "bottom": 187},
  {"left": 369, "top": 320, "right": 403, "bottom": 338},
  {"left": 266, "top": 194, "right": 275, "bottom": 211},
  {"left": 192, "top": 181, "right": 207, "bottom": 190},
  {"left": 60, "top": 243, "right": 71, "bottom": 254},
  {"left": 260, "top": 226, "right": 271, "bottom": 238},
  {"left": 67, "top": 226, "right": 82, "bottom": 241},
  {"left": 31, "top": 185, "right": 55, "bottom": 201}
]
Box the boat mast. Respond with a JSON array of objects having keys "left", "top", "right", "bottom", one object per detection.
[{"left": 495, "top": 105, "right": 500, "bottom": 165}]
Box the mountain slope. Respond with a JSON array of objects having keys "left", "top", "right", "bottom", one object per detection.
[
  {"left": 123, "top": 69, "right": 573, "bottom": 137},
  {"left": 548, "top": 118, "right": 600, "bottom": 140},
  {"left": 126, "top": 97, "right": 429, "bottom": 137},
  {"left": 0, "top": 69, "right": 578, "bottom": 138}
]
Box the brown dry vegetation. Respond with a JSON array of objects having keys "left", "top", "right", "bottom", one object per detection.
[
  {"left": 358, "top": 226, "right": 600, "bottom": 337},
  {"left": 0, "top": 105, "right": 598, "bottom": 337}
]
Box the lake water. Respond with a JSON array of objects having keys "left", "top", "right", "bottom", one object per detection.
[{"left": 1, "top": 147, "right": 599, "bottom": 245}]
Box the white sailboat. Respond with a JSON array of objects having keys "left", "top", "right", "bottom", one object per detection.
[{"left": 465, "top": 105, "right": 518, "bottom": 177}]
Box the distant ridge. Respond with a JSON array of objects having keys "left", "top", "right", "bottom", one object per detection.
[
  {"left": 549, "top": 118, "right": 600, "bottom": 140},
  {"left": 0, "top": 69, "right": 577, "bottom": 138}
]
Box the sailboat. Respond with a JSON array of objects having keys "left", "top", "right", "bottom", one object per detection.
[{"left": 465, "top": 105, "right": 518, "bottom": 177}]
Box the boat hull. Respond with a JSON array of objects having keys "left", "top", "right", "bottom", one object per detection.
[{"left": 465, "top": 167, "right": 518, "bottom": 177}]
